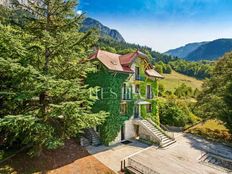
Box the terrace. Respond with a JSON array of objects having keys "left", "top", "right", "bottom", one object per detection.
[{"left": 122, "top": 133, "right": 232, "bottom": 174}]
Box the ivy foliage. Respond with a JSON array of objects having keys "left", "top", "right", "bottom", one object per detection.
[
  {"left": 86, "top": 56, "right": 160, "bottom": 144},
  {"left": 86, "top": 67, "right": 132, "bottom": 144},
  {"left": 133, "top": 58, "right": 159, "bottom": 124}
]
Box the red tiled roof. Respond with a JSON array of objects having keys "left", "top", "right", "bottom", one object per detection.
[
  {"left": 119, "top": 52, "right": 137, "bottom": 65},
  {"left": 90, "top": 49, "right": 133, "bottom": 73},
  {"left": 90, "top": 49, "right": 163, "bottom": 78},
  {"left": 146, "top": 69, "right": 164, "bottom": 78},
  {"left": 119, "top": 51, "right": 149, "bottom": 65}
]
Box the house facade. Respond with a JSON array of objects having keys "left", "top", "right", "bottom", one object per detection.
[{"left": 86, "top": 49, "right": 175, "bottom": 147}]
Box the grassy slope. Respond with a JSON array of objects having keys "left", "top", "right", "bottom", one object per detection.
[
  {"left": 159, "top": 70, "right": 203, "bottom": 91},
  {"left": 187, "top": 119, "right": 232, "bottom": 143},
  {"left": 191, "top": 119, "right": 229, "bottom": 131}
]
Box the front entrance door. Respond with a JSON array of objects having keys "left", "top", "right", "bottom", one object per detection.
[
  {"left": 135, "top": 125, "right": 139, "bottom": 137},
  {"left": 121, "top": 125, "right": 125, "bottom": 141},
  {"left": 134, "top": 104, "right": 140, "bottom": 118}
]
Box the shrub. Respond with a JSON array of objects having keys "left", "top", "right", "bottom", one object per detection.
[
  {"left": 159, "top": 98, "right": 201, "bottom": 127},
  {"left": 159, "top": 101, "right": 188, "bottom": 127},
  {"left": 174, "top": 83, "right": 193, "bottom": 98},
  {"left": 155, "top": 64, "right": 163, "bottom": 74},
  {"left": 188, "top": 127, "right": 232, "bottom": 142},
  {"left": 158, "top": 83, "right": 165, "bottom": 97}
]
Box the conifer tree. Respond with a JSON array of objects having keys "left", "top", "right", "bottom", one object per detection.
[
  {"left": 197, "top": 52, "right": 232, "bottom": 128},
  {"left": 0, "top": 0, "right": 107, "bottom": 154}
]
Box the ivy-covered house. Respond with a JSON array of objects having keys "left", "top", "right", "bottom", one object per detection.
[{"left": 85, "top": 49, "right": 175, "bottom": 147}]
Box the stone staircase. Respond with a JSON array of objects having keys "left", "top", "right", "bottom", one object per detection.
[
  {"left": 137, "top": 119, "right": 176, "bottom": 148},
  {"left": 200, "top": 153, "right": 232, "bottom": 172},
  {"left": 80, "top": 136, "right": 90, "bottom": 147},
  {"left": 126, "top": 166, "right": 143, "bottom": 174},
  {"left": 84, "top": 128, "right": 101, "bottom": 146}
]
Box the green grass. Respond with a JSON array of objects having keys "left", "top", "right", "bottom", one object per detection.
[
  {"left": 187, "top": 119, "right": 232, "bottom": 143},
  {"left": 159, "top": 70, "right": 203, "bottom": 91},
  {"left": 194, "top": 119, "right": 229, "bottom": 131}
]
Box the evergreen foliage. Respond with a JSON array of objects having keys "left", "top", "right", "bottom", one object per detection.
[
  {"left": 154, "top": 61, "right": 172, "bottom": 74},
  {"left": 169, "top": 59, "right": 213, "bottom": 79},
  {"left": 174, "top": 83, "right": 193, "bottom": 98},
  {"left": 0, "top": 0, "right": 107, "bottom": 154},
  {"left": 196, "top": 52, "right": 232, "bottom": 129}
]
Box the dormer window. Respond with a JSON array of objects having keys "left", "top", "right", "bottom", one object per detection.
[{"left": 135, "top": 66, "right": 140, "bottom": 80}]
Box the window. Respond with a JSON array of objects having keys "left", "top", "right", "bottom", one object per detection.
[
  {"left": 135, "top": 66, "right": 140, "bottom": 80},
  {"left": 146, "top": 104, "right": 152, "bottom": 113},
  {"left": 146, "top": 85, "right": 152, "bottom": 99},
  {"left": 122, "top": 84, "right": 132, "bottom": 100},
  {"left": 96, "top": 64, "right": 100, "bottom": 70},
  {"left": 135, "top": 84, "right": 140, "bottom": 94},
  {"left": 122, "top": 83, "right": 126, "bottom": 100},
  {"left": 134, "top": 105, "right": 140, "bottom": 118},
  {"left": 120, "top": 103, "right": 127, "bottom": 115}
]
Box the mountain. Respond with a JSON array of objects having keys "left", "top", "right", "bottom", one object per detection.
[
  {"left": 187, "top": 39, "right": 232, "bottom": 61},
  {"left": 81, "top": 17, "right": 125, "bottom": 42},
  {"left": 165, "top": 39, "right": 232, "bottom": 61},
  {"left": 165, "top": 42, "right": 208, "bottom": 58}
]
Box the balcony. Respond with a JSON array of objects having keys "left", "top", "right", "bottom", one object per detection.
[{"left": 135, "top": 76, "right": 145, "bottom": 81}]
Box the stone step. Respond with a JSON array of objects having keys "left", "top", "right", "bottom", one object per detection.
[
  {"left": 126, "top": 166, "right": 143, "bottom": 174},
  {"left": 162, "top": 139, "right": 172, "bottom": 143},
  {"left": 80, "top": 137, "right": 90, "bottom": 147},
  {"left": 155, "top": 133, "right": 165, "bottom": 137},
  {"left": 205, "top": 156, "right": 213, "bottom": 163},
  {"left": 161, "top": 138, "right": 170, "bottom": 141},
  {"left": 161, "top": 140, "right": 176, "bottom": 148},
  {"left": 139, "top": 120, "right": 176, "bottom": 148}
]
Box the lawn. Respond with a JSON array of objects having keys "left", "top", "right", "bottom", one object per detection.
[
  {"left": 187, "top": 119, "right": 232, "bottom": 143},
  {"left": 159, "top": 70, "right": 203, "bottom": 92}
]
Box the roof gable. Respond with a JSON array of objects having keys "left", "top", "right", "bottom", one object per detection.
[{"left": 90, "top": 49, "right": 163, "bottom": 78}]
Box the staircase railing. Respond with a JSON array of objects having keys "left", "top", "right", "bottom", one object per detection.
[
  {"left": 127, "top": 158, "right": 159, "bottom": 174},
  {"left": 147, "top": 119, "right": 175, "bottom": 140},
  {"left": 139, "top": 120, "right": 162, "bottom": 143},
  {"left": 120, "top": 146, "right": 159, "bottom": 174},
  {"left": 160, "top": 124, "right": 175, "bottom": 140}
]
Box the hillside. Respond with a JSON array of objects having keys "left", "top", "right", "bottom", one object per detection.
[
  {"left": 159, "top": 70, "right": 203, "bottom": 92},
  {"left": 81, "top": 17, "right": 125, "bottom": 42},
  {"left": 187, "top": 39, "right": 232, "bottom": 61},
  {"left": 165, "top": 38, "right": 232, "bottom": 61},
  {"left": 165, "top": 42, "right": 207, "bottom": 58}
]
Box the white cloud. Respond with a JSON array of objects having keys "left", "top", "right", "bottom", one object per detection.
[{"left": 76, "top": 10, "right": 82, "bottom": 16}]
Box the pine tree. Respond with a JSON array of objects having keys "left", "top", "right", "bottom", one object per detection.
[{"left": 0, "top": 0, "right": 107, "bottom": 155}]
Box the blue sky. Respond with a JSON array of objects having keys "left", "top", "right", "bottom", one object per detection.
[{"left": 78, "top": 0, "right": 232, "bottom": 52}]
